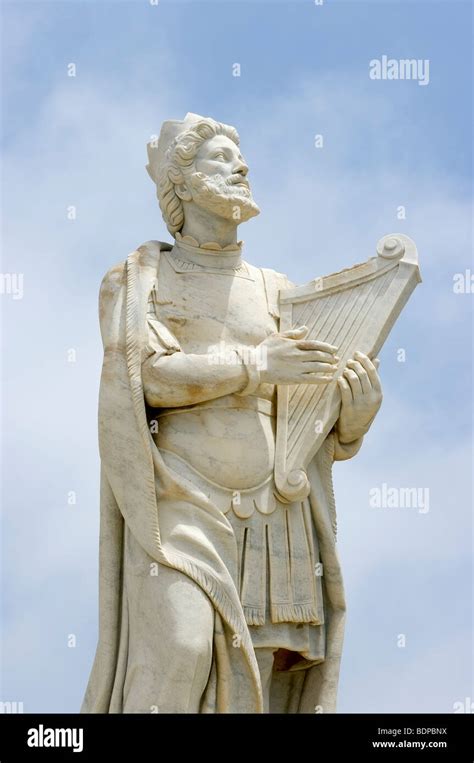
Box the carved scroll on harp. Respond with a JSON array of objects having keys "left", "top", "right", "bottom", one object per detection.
[{"left": 274, "top": 234, "right": 421, "bottom": 503}]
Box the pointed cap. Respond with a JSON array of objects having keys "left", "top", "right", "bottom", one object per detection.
[{"left": 146, "top": 112, "right": 209, "bottom": 184}]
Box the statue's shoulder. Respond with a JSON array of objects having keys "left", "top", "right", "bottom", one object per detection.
[
  {"left": 99, "top": 240, "right": 173, "bottom": 301},
  {"left": 99, "top": 259, "right": 126, "bottom": 302},
  {"left": 129, "top": 239, "right": 173, "bottom": 272},
  {"left": 244, "top": 262, "right": 293, "bottom": 320},
  {"left": 245, "top": 261, "right": 293, "bottom": 289},
  {"left": 269, "top": 267, "right": 292, "bottom": 288},
  {"left": 98, "top": 241, "right": 173, "bottom": 345}
]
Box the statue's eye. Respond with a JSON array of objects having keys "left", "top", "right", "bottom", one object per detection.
[{"left": 213, "top": 152, "right": 226, "bottom": 160}]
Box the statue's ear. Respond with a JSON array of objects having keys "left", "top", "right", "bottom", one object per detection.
[{"left": 175, "top": 181, "right": 192, "bottom": 202}]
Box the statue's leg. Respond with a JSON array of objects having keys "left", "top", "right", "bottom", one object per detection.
[
  {"left": 123, "top": 550, "right": 214, "bottom": 713},
  {"left": 255, "top": 647, "right": 277, "bottom": 713}
]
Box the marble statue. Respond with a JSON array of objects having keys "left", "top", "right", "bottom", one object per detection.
[{"left": 81, "top": 113, "right": 420, "bottom": 714}]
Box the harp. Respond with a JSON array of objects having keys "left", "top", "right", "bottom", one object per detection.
[{"left": 274, "top": 233, "right": 421, "bottom": 503}]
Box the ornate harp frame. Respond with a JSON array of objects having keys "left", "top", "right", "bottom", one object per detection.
[{"left": 274, "top": 233, "right": 421, "bottom": 503}]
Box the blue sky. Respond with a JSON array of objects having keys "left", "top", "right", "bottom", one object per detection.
[{"left": 2, "top": 0, "right": 472, "bottom": 713}]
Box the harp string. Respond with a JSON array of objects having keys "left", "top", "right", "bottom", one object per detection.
[
  {"left": 288, "top": 287, "right": 354, "bottom": 420},
  {"left": 287, "top": 269, "right": 395, "bottom": 459},
  {"left": 288, "top": 281, "right": 371, "bottom": 432},
  {"left": 287, "top": 271, "right": 393, "bottom": 451},
  {"left": 286, "top": 288, "right": 331, "bottom": 396},
  {"left": 287, "top": 280, "right": 373, "bottom": 447},
  {"left": 292, "top": 291, "right": 320, "bottom": 328},
  {"left": 288, "top": 279, "right": 371, "bottom": 411},
  {"left": 287, "top": 269, "right": 396, "bottom": 458},
  {"left": 299, "top": 287, "right": 330, "bottom": 329},
  {"left": 289, "top": 287, "right": 349, "bottom": 407},
  {"left": 288, "top": 287, "right": 346, "bottom": 405},
  {"left": 288, "top": 272, "right": 389, "bottom": 431}
]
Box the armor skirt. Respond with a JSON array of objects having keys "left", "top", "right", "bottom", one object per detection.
[{"left": 160, "top": 448, "right": 326, "bottom": 668}]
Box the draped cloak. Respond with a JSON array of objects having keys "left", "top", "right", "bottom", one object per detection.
[{"left": 81, "top": 240, "right": 362, "bottom": 714}]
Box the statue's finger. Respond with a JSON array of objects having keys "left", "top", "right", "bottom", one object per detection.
[
  {"left": 346, "top": 359, "right": 371, "bottom": 393},
  {"left": 299, "top": 350, "right": 340, "bottom": 363},
  {"left": 343, "top": 367, "right": 363, "bottom": 397},
  {"left": 337, "top": 376, "right": 353, "bottom": 404},
  {"left": 296, "top": 340, "right": 338, "bottom": 354},
  {"left": 354, "top": 351, "right": 380, "bottom": 389},
  {"left": 282, "top": 326, "right": 309, "bottom": 341}
]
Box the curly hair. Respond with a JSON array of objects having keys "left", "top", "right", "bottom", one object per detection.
[{"left": 154, "top": 118, "right": 240, "bottom": 236}]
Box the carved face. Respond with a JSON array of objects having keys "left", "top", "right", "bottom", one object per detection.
[
  {"left": 194, "top": 135, "right": 248, "bottom": 184},
  {"left": 183, "top": 135, "right": 260, "bottom": 224}
]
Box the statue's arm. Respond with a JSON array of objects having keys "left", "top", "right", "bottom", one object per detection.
[
  {"left": 141, "top": 298, "right": 251, "bottom": 406},
  {"left": 142, "top": 317, "right": 339, "bottom": 409},
  {"left": 142, "top": 344, "right": 249, "bottom": 408}
]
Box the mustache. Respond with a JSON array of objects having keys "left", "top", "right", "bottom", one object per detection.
[
  {"left": 226, "top": 174, "right": 249, "bottom": 188},
  {"left": 191, "top": 172, "right": 251, "bottom": 195}
]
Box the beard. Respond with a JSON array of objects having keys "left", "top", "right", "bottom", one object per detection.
[{"left": 187, "top": 171, "right": 260, "bottom": 223}]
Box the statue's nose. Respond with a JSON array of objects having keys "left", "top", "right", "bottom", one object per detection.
[{"left": 233, "top": 160, "right": 249, "bottom": 177}]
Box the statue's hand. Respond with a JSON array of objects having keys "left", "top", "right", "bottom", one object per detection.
[
  {"left": 258, "top": 325, "right": 339, "bottom": 385},
  {"left": 336, "top": 352, "right": 382, "bottom": 443}
]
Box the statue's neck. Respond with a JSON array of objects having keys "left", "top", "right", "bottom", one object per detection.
[
  {"left": 172, "top": 231, "right": 243, "bottom": 269},
  {"left": 180, "top": 207, "right": 238, "bottom": 250}
]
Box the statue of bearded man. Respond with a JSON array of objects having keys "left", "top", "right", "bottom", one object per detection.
[{"left": 81, "top": 113, "right": 383, "bottom": 714}]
